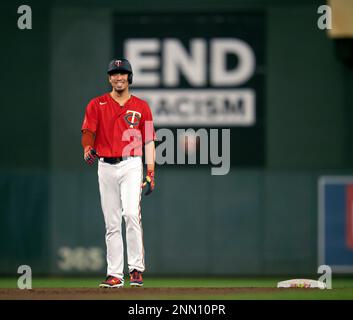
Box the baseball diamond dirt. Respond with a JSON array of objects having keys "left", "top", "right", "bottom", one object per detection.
[
  {"left": 1, "top": 287, "right": 353, "bottom": 300},
  {"left": 0, "top": 287, "right": 324, "bottom": 300}
]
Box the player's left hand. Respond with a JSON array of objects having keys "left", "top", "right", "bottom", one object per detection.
[
  {"left": 142, "top": 170, "right": 155, "bottom": 196},
  {"left": 84, "top": 146, "right": 98, "bottom": 166}
]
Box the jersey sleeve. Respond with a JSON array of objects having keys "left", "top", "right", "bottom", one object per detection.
[
  {"left": 141, "top": 102, "right": 156, "bottom": 144},
  {"left": 81, "top": 99, "right": 98, "bottom": 133}
]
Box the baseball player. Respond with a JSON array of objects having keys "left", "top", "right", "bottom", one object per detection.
[{"left": 81, "top": 58, "right": 156, "bottom": 288}]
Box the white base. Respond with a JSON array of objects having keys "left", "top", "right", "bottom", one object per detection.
[{"left": 277, "top": 279, "right": 326, "bottom": 289}]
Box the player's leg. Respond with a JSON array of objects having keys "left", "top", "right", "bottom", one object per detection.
[
  {"left": 98, "top": 161, "right": 125, "bottom": 283},
  {"left": 120, "top": 157, "right": 145, "bottom": 276}
]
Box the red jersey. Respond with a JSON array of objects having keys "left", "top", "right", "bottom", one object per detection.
[{"left": 81, "top": 93, "right": 156, "bottom": 157}]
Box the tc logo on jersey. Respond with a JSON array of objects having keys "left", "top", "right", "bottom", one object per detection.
[
  {"left": 115, "top": 60, "right": 123, "bottom": 67},
  {"left": 124, "top": 110, "right": 141, "bottom": 128}
]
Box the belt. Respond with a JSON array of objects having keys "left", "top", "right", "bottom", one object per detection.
[{"left": 99, "top": 156, "right": 138, "bottom": 165}]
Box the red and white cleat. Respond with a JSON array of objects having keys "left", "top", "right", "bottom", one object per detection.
[
  {"left": 130, "top": 270, "right": 143, "bottom": 287},
  {"left": 99, "top": 275, "right": 124, "bottom": 288}
]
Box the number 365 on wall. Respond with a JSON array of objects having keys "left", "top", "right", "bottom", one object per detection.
[{"left": 57, "top": 247, "right": 104, "bottom": 272}]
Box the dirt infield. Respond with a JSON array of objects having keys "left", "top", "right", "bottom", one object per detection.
[{"left": 0, "top": 287, "right": 281, "bottom": 300}]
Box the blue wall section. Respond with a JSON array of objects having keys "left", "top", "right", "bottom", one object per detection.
[{"left": 324, "top": 184, "right": 353, "bottom": 266}]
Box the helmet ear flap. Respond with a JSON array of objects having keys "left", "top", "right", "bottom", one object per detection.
[{"left": 128, "top": 73, "right": 133, "bottom": 84}]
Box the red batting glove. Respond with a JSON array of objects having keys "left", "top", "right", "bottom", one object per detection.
[
  {"left": 84, "top": 146, "right": 98, "bottom": 166},
  {"left": 142, "top": 170, "right": 155, "bottom": 196}
]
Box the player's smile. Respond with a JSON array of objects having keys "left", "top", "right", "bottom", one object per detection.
[
  {"left": 114, "top": 80, "right": 124, "bottom": 88},
  {"left": 110, "top": 74, "right": 128, "bottom": 92}
]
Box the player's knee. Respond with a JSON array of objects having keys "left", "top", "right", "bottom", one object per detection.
[
  {"left": 105, "top": 225, "right": 121, "bottom": 236},
  {"left": 123, "top": 210, "right": 140, "bottom": 224}
]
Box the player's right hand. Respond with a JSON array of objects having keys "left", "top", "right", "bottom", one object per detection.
[{"left": 84, "top": 146, "right": 98, "bottom": 165}]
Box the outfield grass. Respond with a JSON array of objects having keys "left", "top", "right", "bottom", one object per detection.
[
  {"left": 1, "top": 277, "right": 353, "bottom": 299},
  {"left": 0, "top": 276, "right": 352, "bottom": 289},
  {"left": 0, "top": 277, "right": 290, "bottom": 288}
]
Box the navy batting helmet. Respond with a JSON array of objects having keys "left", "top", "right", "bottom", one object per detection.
[{"left": 107, "top": 58, "right": 133, "bottom": 84}]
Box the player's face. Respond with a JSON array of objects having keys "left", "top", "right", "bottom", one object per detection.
[{"left": 109, "top": 72, "right": 129, "bottom": 92}]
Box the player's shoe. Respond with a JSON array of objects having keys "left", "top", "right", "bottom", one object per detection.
[
  {"left": 130, "top": 269, "right": 143, "bottom": 287},
  {"left": 99, "top": 275, "right": 124, "bottom": 288}
]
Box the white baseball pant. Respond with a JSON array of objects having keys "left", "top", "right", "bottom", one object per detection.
[{"left": 98, "top": 156, "right": 145, "bottom": 279}]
